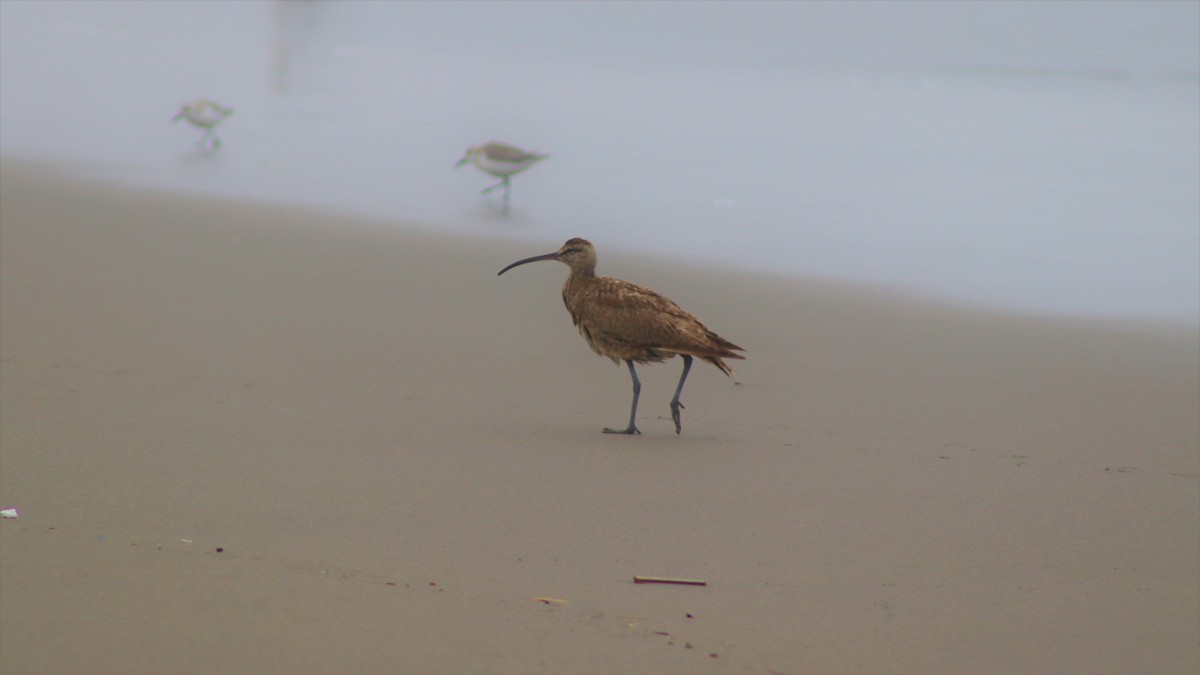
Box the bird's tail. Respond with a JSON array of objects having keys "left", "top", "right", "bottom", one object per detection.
[
  {"left": 700, "top": 352, "right": 744, "bottom": 376},
  {"left": 694, "top": 333, "right": 745, "bottom": 376}
]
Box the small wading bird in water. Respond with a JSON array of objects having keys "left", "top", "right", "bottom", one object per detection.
[
  {"left": 456, "top": 141, "right": 548, "bottom": 210},
  {"left": 171, "top": 99, "right": 234, "bottom": 150},
  {"left": 498, "top": 238, "right": 745, "bottom": 435}
]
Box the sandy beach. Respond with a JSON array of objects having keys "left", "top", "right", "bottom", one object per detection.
[{"left": 1, "top": 163, "right": 1197, "bottom": 674}]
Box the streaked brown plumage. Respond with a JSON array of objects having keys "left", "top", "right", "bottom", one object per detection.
[{"left": 498, "top": 238, "right": 745, "bottom": 435}]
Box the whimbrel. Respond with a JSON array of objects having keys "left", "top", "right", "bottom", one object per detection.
[
  {"left": 171, "top": 99, "right": 234, "bottom": 150},
  {"left": 456, "top": 141, "right": 548, "bottom": 209},
  {"left": 498, "top": 238, "right": 745, "bottom": 435}
]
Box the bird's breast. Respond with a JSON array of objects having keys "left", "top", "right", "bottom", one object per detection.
[{"left": 473, "top": 154, "right": 537, "bottom": 178}]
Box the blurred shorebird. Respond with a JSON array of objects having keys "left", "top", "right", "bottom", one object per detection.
[
  {"left": 172, "top": 98, "right": 234, "bottom": 150},
  {"left": 456, "top": 141, "right": 548, "bottom": 209},
  {"left": 498, "top": 238, "right": 745, "bottom": 435}
]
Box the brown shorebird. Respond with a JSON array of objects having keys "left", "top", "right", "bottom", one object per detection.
[
  {"left": 171, "top": 98, "right": 234, "bottom": 150},
  {"left": 498, "top": 238, "right": 745, "bottom": 435},
  {"left": 456, "top": 141, "right": 548, "bottom": 209}
]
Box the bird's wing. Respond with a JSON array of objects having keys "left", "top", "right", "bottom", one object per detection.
[
  {"left": 577, "top": 277, "right": 744, "bottom": 359},
  {"left": 482, "top": 142, "right": 543, "bottom": 163}
]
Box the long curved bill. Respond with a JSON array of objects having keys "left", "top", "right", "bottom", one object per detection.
[{"left": 497, "top": 252, "right": 559, "bottom": 276}]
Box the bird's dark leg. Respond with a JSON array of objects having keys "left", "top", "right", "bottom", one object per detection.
[
  {"left": 503, "top": 177, "right": 510, "bottom": 211},
  {"left": 604, "top": 360, "right": 642, "bottom": 435},
  {"left": 669, "top": 355, "right": 693, "bottom": 435},
  {"left": 481, "top": 179, "right": 506, "bottom": 194}
]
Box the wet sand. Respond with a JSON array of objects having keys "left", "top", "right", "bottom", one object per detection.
[{"left": 1, "top": 163, "right": 1197, "bottom": 674}]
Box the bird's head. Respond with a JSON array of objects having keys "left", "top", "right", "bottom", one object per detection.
[
  {"left": 454, "top": 146, "right": 477, "bottom": 169},
  {"left": 498, "top": 238, "right": 596, "bottom": 276}
]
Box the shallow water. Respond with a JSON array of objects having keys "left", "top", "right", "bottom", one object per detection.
[{"left": 2, "top": 0, "right": 1197, "bottom": 324}]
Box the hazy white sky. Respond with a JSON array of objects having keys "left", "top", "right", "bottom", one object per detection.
[
  {"left": 741, "top": 0, "right": 1200, "bottom": 72},
  {"left": 4, "top": 1, "right": 1196, "bottom": 74},
  {"left": 344, "top": 0, "right": 1200, "bottom": 74}
]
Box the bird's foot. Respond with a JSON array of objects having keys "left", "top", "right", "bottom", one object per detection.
[
  {"left": 603, "top": 425, "right": 641, "bottom": 435},
  {"left": 670, "top": 401, "right": 685, "bottom": 435}
]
